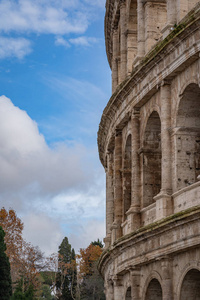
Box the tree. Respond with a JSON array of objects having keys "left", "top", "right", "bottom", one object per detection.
[
  {"left": 43, "top": 253, "right": 59, "bottom": 298},
  {"left": 0, "top": 226, "right": 12, "bottom": 299},
  {"left": 0, "top": 208, "right": 24, "bottom": 285},
  {"left": 78, "top": 241, "right": 105, "bottom": 300},
  {"left": 78, "top": 243, "right": 102, "bottom": 278},
  {"left": 57, "top": 237, "right": 77, "bottom": 300},
  {"left": 0, "top": 208, "right": 45, "bottom": 296},
  {"left": 11, "top": 278, "right": 34, "bottom": 300}
]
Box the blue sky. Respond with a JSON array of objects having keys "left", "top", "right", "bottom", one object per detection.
[{"left": 0, "top": 0, "right": 111, "bottom": 255}]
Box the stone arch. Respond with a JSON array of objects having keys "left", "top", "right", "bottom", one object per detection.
[
  {"left": 179, "top": 269, "right": 200, "bottom": 300},
  {"left": 175, "top": 83, "right": 200, "bottom": 190},
  {"left": 142, "top": 111, "right": 161, "bottom": 208},
  {"left": 141, "top": 105, "right": 161, "bottom": 143},
  {"left": 125, "top": 286, "right": 131, "bottom": 300},
  {"left": 172, "top": 76, "right": 200, "bottom": 126},
  {"left": 144, "top": 278, "right": 162, "bottom": 300},
  {"left": 123, "top": 134, "right": 132, "bottom": 220},
  {"left": 177, "top": 263, "right": 200, "bottom": 299},
  {"left": 127, "top": 0, "right": 138, "bottom": 73}
]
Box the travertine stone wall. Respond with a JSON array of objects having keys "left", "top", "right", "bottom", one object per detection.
[{"left": 98, "top": 1, "right": 200, "bottom": 299}]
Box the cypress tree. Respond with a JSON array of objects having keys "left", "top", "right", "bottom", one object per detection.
[
  {"left": 57, "top": 237, "right": 77, "bottom": 300},
  {"left": 0, "top": 226, "right": 12, "bottom": 299}
]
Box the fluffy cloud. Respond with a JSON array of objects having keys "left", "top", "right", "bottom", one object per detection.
[
  {"left": 0, "top": 37, "right": 32, "bottom": 59},
  {"left": 55, "top": 36, "right": 70, "bottom": 48},
  {"left": 0, "top": 0, "right": 88, "bottom": 35},
  {"left": 22, "top": 213, "right": 63, "bottom": 255},
  {"left": 0, "top": 96, "right": 88, "bottom": 195},
  {"left": 0, "top": 95, "right": 105, "bottom": 254},
  {"left": 0, "top": 0, "right": 105, "bottom": 58},
  {"left": 69, "top": 36, "right": 98, "bottom": 47}
]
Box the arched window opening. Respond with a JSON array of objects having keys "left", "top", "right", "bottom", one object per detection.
[
  {"left": 123, "top": 135, "right": 132, "bottom": 221},
  {"left": 180, "top": 269, "right": 200, "bottom": 300},
  {"left": 145, "top": 278, "right": 162, "bottom": 300},
  {"left": 125, "top": 286, "right": 131, "bottom": 300},
  {"left": 127, "top": 0, "right": 138, "bottom": 73},
  {"left": 142, "top": 112, "right": 161, "bottom": 208},
  {"left": 176, "top": 83, "right": 200, "bottom": 190}
]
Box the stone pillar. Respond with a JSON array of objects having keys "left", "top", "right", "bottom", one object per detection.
[
  {"left": 120, "top": 0, "right": 127, "bottom": 82},
  {"left": 112, "top": 29, "right": 119, "bottom": 92},
  {"left": 144, "top": 1, "right": 167, "bottom": 53},
  {"left": 126, "top": 30, "right": 137, "bottom": 74},
  {"left": 105, "top": 152, "right": 114, "bottom": 248},
  {"left": 161, "top": 258, "right": 173, "bottom": 300},
  {"left": 130, "top": 268, "right": 141, "bottom": 300},
  {"left": 126, "top": 109, "right": 141, "bottom": 231},
  {"left": 162, "top": 0, "right": 177, "bottom": 38},
  {"left": 106, "top": 280, "right": 114, "bottom": 300},
  {"left": 136, "top": 0, "right": 145, "bottom": 64},
  {"left": 111, "top": 130, "right": 122, "bottom": 243},
  {"left": 155, "top": 82, "right": 173, "bottom": 220},
  {"left": 113, "top": 276, "right": 123, "bottom": 300}
]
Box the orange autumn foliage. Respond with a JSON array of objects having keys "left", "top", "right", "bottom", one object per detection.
[
  {"left": 0, "top": 208, "right": 44, "bottom": 291},
  {"left": 0, "top": 208, "right": 24, "bottom": 284},
  {"left": 78, "top": 244, "right": 102, "bottom": 278}
]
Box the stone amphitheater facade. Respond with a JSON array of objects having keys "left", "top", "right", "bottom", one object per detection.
[{"left": 97, "top": 0, "right": 200, "bottom": 299}]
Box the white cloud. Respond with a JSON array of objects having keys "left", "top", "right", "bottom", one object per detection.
[
  {"left": 0, "top": 95, "right": 89, "bottom": 195},
  {"left": 0, "top": 37, "right": 32, "bottom": 59},
  {"left": 22, "top": 213, "right": 63, "bottom": 255},
  {"left": 69, "top": 219, "right": 105, "bottom": 253},
  {"left": 55, "top": 36, "right": 70, "bottom": 48},
  {"left": 0, "top": 0, "right": 89, "bottom": 35},
  {"left": 0, "top": 95, "right": 106, "bottom": 254},
  {"left": 69, "top": 36, "right": 98, "bottom": 47}
]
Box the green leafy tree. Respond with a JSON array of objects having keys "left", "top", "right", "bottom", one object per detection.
[
  {"left": 91, "top": 239, "right": 103, "bottom": 248},
  {"left": 0, "top": 226, "right": 12, "bottom": 299},
  {"left": 57, "top": 237, "right": 77, "bottom": 300},
  {"left": 11, "top": 278, "right": 35, "bottom": 300}
]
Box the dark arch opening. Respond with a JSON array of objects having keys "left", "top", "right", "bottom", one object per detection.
[
  {"left": 123, "top": 135, "right": 132, "bottom": 220},
  {"left": 180, "top": 269, "right": 200, "bottom": 300},
  {"left": 176, "top": 83, "right": 200, "bottom": 190},
  {"left": 145, "top": 278, "right": 162, "bottom": 300},
  {"left": 142, "top": 111, "right": 161, "bottom": 208},
  {"left": 125, "top": 286, "right": 131, "bottom": 300}
]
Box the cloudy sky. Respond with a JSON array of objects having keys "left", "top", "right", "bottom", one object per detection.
[{"left": 0, "top": 0, "right": 111, "bottom": 255}]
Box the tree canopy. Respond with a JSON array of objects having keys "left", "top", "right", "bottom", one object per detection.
[{"left": 0, "top": 226, "right": 12, "bottom": 299}]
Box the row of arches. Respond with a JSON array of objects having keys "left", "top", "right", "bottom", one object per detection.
[
  {"left": 121, "top": 83, "right": 200, "bottom": 219},
  {"left": 111, "top": 0, "right": 200, "bottom": 90},
  {"left": 124, "top": 269, "right": 200, "bottom": 300}
]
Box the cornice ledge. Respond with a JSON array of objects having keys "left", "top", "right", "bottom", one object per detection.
[{"left": 98, "top": 206, "right": 200, "bottom": 275}]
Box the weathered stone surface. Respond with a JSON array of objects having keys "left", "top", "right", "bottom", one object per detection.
[{"left": 98, "top": 1, "right": 200, "bottom": 299}]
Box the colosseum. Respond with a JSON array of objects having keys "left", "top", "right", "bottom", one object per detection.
[{"left": 98, "top": 0, "right": 200, "bottom": 299}]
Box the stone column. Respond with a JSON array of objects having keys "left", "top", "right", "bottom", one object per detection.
[
  {"left": 126, "top": 109, "right": 141, "bottom": 231},
  {"left": 112, "top": 29, "right": 119, "bottom": 92},
  {"left": 126, "top": 30, "right": 137, "bottom": 74},
  {"left": 120, "top": 0, "right": 127, "bottom": 82},
  {"left": 161, "top": 258, "right": 173, "bottom": 300},
  {"left": 130, "top": 268, "right": 141, "bottom": 300},
  {"left": 155, "top": 82, "right": 173, "bottom": 220},
  {"left": 136, "top": 0, "right": 145, "bottom": 64},
  {"left": 144, "top": 1, "right": 167, "bottom": 52},
  {"left": 105, "top": 152, "right": 114, "bottom": 248},
  {"left": 111, "top": 130, "right": 122, "bottom": 243},
  {"left": 162, "top": 0, "right": 177, "bottom": 38},
  {"left": 106, "top": 280, "right": 114, "bottom": 300},
  {"left": 113, "top": 276, "right": 123, "bottom": 300}
]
